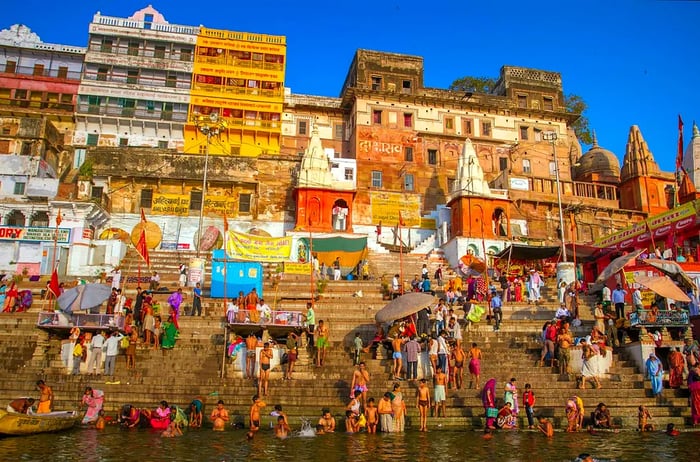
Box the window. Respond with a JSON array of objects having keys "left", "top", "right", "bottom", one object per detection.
[
  {"left": 334, "top": 123, "right": 344, "bottom": 140},
  {"left": 519, "top": 126, "right": 529, "bottom": 141},
  {"left": 14, "top": 182, "right": 26, "bottom": 195},
  {"left": 158, "top": 140, "right": 168, "bottom": 149},
  {"left": 444, "top": 117, "right": 455, "bottom": 131},
  {"left": 161, "top": 102, "right": 173, "bottom": 120},
  {"left": 180, "top": 48, "right": 192, "bottom": 62},
  {"left": 402, "top": 80, "right": 412, "bottom": 94},
  {"left": 91, "top": 186, "right": 104, "bottom": 200},
  {"left": 297, "top": 120, "right": 308, "bottom": 136},
  {"left": 120, "top": 98, "right": 135, "bottom": 116},
  {"left": 128, "top": 41, "right": 140, "bottom": 56},
  {"left": 146, "top": 100, "right": 155, "bottom": 113},
  {"left": 499, "top": 157, "right": 508, "bottom": 171},
  {"left": 127, "top": 70, "right": 139, "bottom": 84},
  {"left": 371, "top": 171, "right": 383, "bottom": 188},
  {"left": 428, "top": 149, "right": 438, "bottom": 165},
  {"left": 543, "top": 97, "right": 554, "bottom": 111},
  {"left": 344, "top": 168, "right": 354, "bottom": 181},
  {"left": 57, "top": 66, "right": 68, "bottom": 79},
  {"left": 14, "top": 89, "right": 27, "bottom": 100},
  {"left": 5, "top": 60, "right": 16, "bottom": 73},
  {"left": 404, "top": 173, "right": 414, "bottom": 191},
  {"left": 20, "top": 142, "right": 31, "bottom": 155},
  {"left": 371, "top": 76, "right": 382, "bottom": 91},
  {"left": 549, "top": 161, "right": 557, "bottom": 176},
  {"left": 239, "top": 193, "right": 252, "bottom": 213},
  {"left": 33, "top": 64, "right": 44, "bottom": 76},
  {"left": 517, "top": 94, "right": 528, "bottom": 108},
  {"left": 372, "top": 110, "right": 382, "bottom": 125},
  {"left": 189, "top": 191, "right": 202, "bottom": 210},
  {"left": 96, "top": 67, "right": 108, "bottom": 81},
  {"left": 533, "top": 128, "right": 542, "bottom": 142},
  {"left": 86, "top": 134, "right": 98, "bottom": 146},
  {"left": 119, "top": 138, "right": 128, "bottom": 147},
  {"left": 100, "top": 38, "right": 113, "bottom": 53},
  {"left": 140, "top": 188, "right": 153, "bottom": 208},
  {"left": 523, "top": 159, "right": 531, "bottom": 174},
  {"left": 143, "top": 13, "right": 153, "bottom": 30},
  {"left": 463, "top": 118, "right": 473, "bottom": 135},
  {"left": 165, "top": 73, "right": 176, "bottom": 88},
  {"left": 154, "top": 45, "right": 166, "bottom": 59},
  {"left": 87, "top": 95, "right": 101, "bottom": 114},
  {"left": 403, "top": 113, "right": 413, "bottom": 128},
  {"left": 404, "top": 146, "right": 413, "bottom": 162},
  {"left": 481, "top": 121, "right": 492, "bottom": 137}
]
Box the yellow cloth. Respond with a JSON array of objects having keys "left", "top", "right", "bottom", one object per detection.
[{"left": 37, "top": 400, "right": 51, "bottom": 413}]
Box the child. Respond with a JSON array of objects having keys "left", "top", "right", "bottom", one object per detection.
[
  {"left": 523, "top": 383, "right": 536, "bottom": 429},
  {"left": 537, "top": 416, "right": 554, "bottom": 437},
  {"left": 345, "top": 410, "right": 359, "bottom": 433},
  {"left": 666, "top": 423, "right": 680, "bottom": 436},
  {"left": 248, "top": 394, "right": 266, "bottom": 439},
  {"left": 95, "top": 409, "right": 106, "bottom": 430},
  {"left": 365, "top": 397, "right": 378, "bottom": 434},
  {"left": 638, "top": 405, "right": 654, "bottom": 431},
  {"left": 274, "top": 415, "right": 290, "bottom": 438}
]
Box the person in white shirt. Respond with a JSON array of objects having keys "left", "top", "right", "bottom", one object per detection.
[
  {"left": 601, "top": 285, "right": 612, "bottom": 310},
  {"left": 632, "top": 287, "right": 643, "bottom": 311},
  {"left": 258, "top": 298, "right": 272, "bottom": 323},
  {"left": 115, "top": 289, "right": 126, "bottom": 315},
  {"left": 103, "top": 331, "right": 124, "bottom": 377},
  {"left": 87, "top": 331, "right": 105, "bottom": 376},
  {"left": 110, "top": 268, "right": 121, "bottom": 290},
  {"left": 392, "top": 274, "right": 400, "bottom": 298},
  {"left": 226, "top": 301, "right": 238, "bottom": 324}
]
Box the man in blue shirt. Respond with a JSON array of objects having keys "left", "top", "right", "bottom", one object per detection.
[
  {"left": 192, "top": 282, "right": 202, "bottom": 316},
  {"left": 491, "top": 291, "right": 503, "bottom": 331},
  {"left": 612, "top": 284, "right": 628, "bottom": 320}
]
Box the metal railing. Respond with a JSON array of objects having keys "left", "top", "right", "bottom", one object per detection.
[
  {"left": 629, "top": 309, "right": 689, "bottom": 328},
  {"left": 37, "top": 311, "right": 126, "bottom": 330},
  {"left": 226, "top": 310, "right": 303, "bottom": 327},
  {"left": 0, "top": 65, "right": 82, "bottom": 80}
]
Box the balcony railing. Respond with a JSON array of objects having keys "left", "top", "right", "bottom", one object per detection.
[
  {"left": 629, "top": 309, "right": 689, "bottom": 328},
  {"left": 93, "top": 14, "right": 199, "bottom": 36},
  {"left": 78, "top": 103, "right": 188, "bottom": 122},
  {"left": 226, "top": 310, "right": 303, "bottom": 327},
  {"left": 0, "top": 97, "right": 74, "bottom": 112},
  {"left": 37, "top": 311, "right": 126, "bottom": 331},
  {"left": 0, "top": 65, "right": 82, "bottom": 81},
  {"left": 492, "top": 170, "right": 619, "bottom": 204}
]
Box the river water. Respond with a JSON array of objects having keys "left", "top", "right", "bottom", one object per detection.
[{"left": 0, "top": 425, "right": 697, "bottom": 461}]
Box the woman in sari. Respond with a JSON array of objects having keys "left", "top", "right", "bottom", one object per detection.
[
  {"left": 81, "top": 387, "right": 105, "bottom": 424},
  {"left": 496, "top": 402, "right": 516, "bottom": 429},
  {"left": 668, "top": 347, "right": 685, "bottom": 389},
  {"left": 565, "top": 397, "right": 579, "bottom": 432},
  {"left": 148, "top": 401, "right": 172, "bottom": 430},
  {"left": 482, "top": 378, "right": 497, "bottom": 429},
  {"left": 646, "top": 353, "right": 664, "bottom": 397},
  {"left": 688, "top": 368, "right": 700, "bottom": 426},
  {"left": 504, "top": 378, "right": 519, "bottom": 415},
  {"left": 161, "top": 315, "right": 177, "bottom": 350},
  {"left": 2, "top": 282, "right": 18, "bottom": 313},
  {"left": 513, "top": 278, "right": 522, "bottom": 302}
]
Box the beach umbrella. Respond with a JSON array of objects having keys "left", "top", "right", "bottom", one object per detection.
[
  {"left": 643, "top": 258, "right": 697, "bottom": 290},
  {"left": 459, "top": 253, "right": 487, "bottom": 276},
  {"left": 374, "top": 292, "right": 435, "bottom": 323},
  {"left": 634, "top": 275, "right": 690, "bottom": 303},
  {"left": 595, "top": 249, "right": 644, "bottom": 283},
  {"left": 57, "top": 283, "right": 112, "bottom": 314}
]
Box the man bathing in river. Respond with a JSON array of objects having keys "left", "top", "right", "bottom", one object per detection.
[
  {"left": 247, "top": 394, "right": 266, "bottom": 439},
  {"left": 210, "top": 399, "right": 229, "bottom": 431},
  {"left": 416, "top": 378, "right": 431, "bottom": 431}
]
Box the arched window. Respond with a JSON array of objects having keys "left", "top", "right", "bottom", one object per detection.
[
  {"left": 467, "top": 244, "right": 479, "bottom": 256},
  {"left": 5, "top": 210, "right": 25, "bottom": 227},
  {"left": 492, "top": 208, "right": 508, "bottom": 237},
  {"left": 331, "top": 199, "right": 349, "bottom": 231},
  {"left": 30, "top": 211, "right": 49, "bottom": 227}
]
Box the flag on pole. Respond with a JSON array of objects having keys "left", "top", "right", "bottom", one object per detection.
[
  {"left": 48, "top": 269, "right": 60, "bottom": 298},
  {"left": 141, "top": 208, "right": 147, "bottom": 223},
  {"left": 136, "top": 228, "right": 150, "bottom": 267},
  {"left": 223, "top": 211, "right": 229, "bottom": 234},
  {"left": 55, "top": 209, "right": 62, "bottom": 227},
  {"left": 398, "top": 211, "right": 405, "bottom": 227},
  {"left": 677, "top": 115, "right": 684, "bottom": 172}
]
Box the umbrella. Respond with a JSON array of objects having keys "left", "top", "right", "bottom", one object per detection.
[
  {"left": 595, "top": 249, "right": 644, "bottom": 283},
  {"left": 374, "top": 292, "right": 435, "bottom": 323},
  {"left": 57, "top": 283, "right": 112, "bottom": 314},
  {"left": 643, "top": 258, "right": 697, "bottom": 290},
  {"left": 634, "top": 275, "right": 690, "bottom": 303},
  {"left": 459, "top": 253, "right": 487, "bottom": 276}
]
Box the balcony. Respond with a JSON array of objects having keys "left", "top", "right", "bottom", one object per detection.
[
  {"left": 26, "top": 177, "right": 59, "bottom": 198},
  {"left": 92, "top": 14, "right": 200, "bottom": 36},
  {"left": 0, "top": 64, "right": 82, "bottom": 81}
]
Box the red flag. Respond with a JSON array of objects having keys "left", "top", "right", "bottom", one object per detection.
[
  {"left": 140, "top": 208, "right": 147, "bottom": 223},
  {"left": 223, "top": 211, "right": 229, "bottom": 234},
  {"left": 398, "top": 211, "right": 405, "bottom": 227},
  {"left": 55, "top": 209, "right": 62, "bottom": 227},
  {"left": 136, "top": 229, "right": 150, "bottom": 267},
  {"left": 677, "top": 115, "right": 684, "bottom": 171},
  {"left": 48, "top": 269, "right": 60, "bottom": 298}
]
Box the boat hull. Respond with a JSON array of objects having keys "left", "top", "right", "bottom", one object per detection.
[{"left": 0, "top": 410, "right": 80, "bottom": 436}]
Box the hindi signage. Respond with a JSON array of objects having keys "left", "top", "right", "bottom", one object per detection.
[
  {"left": 370, "top": 191, "right": 421, "bottom": 227},
  {"left": 0, "top": 226, "right": 70, "bottom": 243},
  {"left": 151, "top": 193, "right": 190, "bottom": 216}
]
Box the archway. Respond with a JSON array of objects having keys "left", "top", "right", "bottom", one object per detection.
[
  {"left": 492, "top": 208, "right": 508, "bottom": 237},
  {"left": 30, "top": 211, "right": 49, "bottom": 227},
  {"left": 467, "top": 244, "right": 480, "bottom": 256},
  {"left": 5, "top": 210, "right": 25, "bottom": 226},
  {"left": 308, "top": 197, "right": 321, "bottom": 227},
  {"left": 331, "top": 199, "right": 349, "bottom": 231}
]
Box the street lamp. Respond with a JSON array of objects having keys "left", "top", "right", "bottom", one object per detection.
[
  {"left": 542, "top": 131, "right": 567, "bottom": 262},
  {"left": 194, "top": 112, "right": 227, "bottom": 257}
]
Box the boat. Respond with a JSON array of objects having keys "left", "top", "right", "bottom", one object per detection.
[{"left": 0, "top": 409, "right": 81, "bottom": 436}]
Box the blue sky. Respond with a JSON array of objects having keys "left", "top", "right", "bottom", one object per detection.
[{"left": 4, "top": 0, "right": 699, "bottom": 172}]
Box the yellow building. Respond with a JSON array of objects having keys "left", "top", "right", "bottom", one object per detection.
[{"left": 185, "top": 27, "right": 286, "bottom": 156}]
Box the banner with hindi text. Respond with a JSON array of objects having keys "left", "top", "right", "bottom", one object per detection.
[
  {"left": 225, "top": 230, "right": 292, "bottom": 262},
  {"left": 204, "top": 195, "right": 238, "bottom": 215},
  {"left": 370, "top": 191, "right": 421, "bottom": 227},
  {"left": 151, "top": 193, "right": 190, "bottom": 216}
]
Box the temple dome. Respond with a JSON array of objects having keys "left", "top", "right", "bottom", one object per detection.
[{"left": 573, "top": 133, "right": 620, "bottom": 182}]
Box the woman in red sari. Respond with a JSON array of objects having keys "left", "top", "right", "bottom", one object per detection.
[
  {"left": 2, "top": 282, "right": 18, "bottom": 313},
  {"left": 688, "top": 368, "right": 700, "bottom": 426},
  {"left": 668, "top": 347, "right": 685, "bottom": 389}
]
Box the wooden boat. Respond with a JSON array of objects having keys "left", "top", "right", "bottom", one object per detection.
[{"left": 0, "top": 409, "right": 80, "bottom": 436}]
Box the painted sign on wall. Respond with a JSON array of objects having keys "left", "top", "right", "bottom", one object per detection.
[
  {"left": 370, "top": 191, "right": 421, "bottom": 227},
  {"left": 0, "top": 227, "right": 70, "bottom": 243},
  {"left": 151, "top": 193, "right": 191, "bottom": 216}
]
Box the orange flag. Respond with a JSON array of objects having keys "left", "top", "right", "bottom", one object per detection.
[
  {"left": 398, "top": 211, "right": 405, "bottom": 227},
  {"left": 136, "top": 228, "right": 150, "bottom": 267},
  {"left": 223, "top": 211, "right": 229, "bottom": 234},
  {"left": 48, "top": 269, "right": 61, "bottom": 298},
  {"left": 141, "top": 208, "right": 147, "bottom": 223},
  {"left": 55, "top": 209, "right": 62, "bottom": 227}
]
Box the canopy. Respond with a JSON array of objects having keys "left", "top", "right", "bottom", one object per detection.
[
  {"left": 634, "top": 275, "right": 690, "bottom": 303},
  {"left": 57, "top": 284, "right": 112, "bottom": 314},
  {"left": 643, "top": 258, "right": 697, "bottom": 291},
  {"left": 595, "top": 249, "right": 644, "bottom": 283},
  {"left": 493, "top": 244, "right": 560, "bottom": 260},
  {"left": 374, "top": 293, "right": 435, "bottom": 323}
]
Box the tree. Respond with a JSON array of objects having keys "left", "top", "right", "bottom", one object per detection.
[
  {"left": 449, "top": 75, "right": 593, "bottom": 145},
  {"left": 449, "top": 76, "right": 497, "bottom": 94}
]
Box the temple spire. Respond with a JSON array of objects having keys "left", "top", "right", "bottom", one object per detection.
[
  {"left": 693, "top": 121, "right": 699, "bottom": 139},
  {"left": 297, "top": 122, "right": 332, "bottom": 188},
  {"left": 454, "top": 139, "right": 491, "bottom": 196}
]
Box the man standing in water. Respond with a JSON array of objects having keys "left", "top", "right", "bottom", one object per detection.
[
  {"left": 247, "top": 394, "right": 266, "bottom": 439},
  {"left": 416, "top": 378, "right": 431, "bottom": 432}
]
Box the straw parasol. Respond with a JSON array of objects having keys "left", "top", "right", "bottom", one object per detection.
[
  {"left": 634, "top": 275, "right": 690, "bottom": 303},
  {"left": 374, "top": 292, "right": 435, "bottom": 323},
  {"left": 595, "top": 249, "right": 644, "bottom": 283}
]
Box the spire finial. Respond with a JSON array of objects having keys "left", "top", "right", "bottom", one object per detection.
[
  {"left": 693, "top": 121, "right": 700, "bottom": 139},
  {"left": 591, "top": 130, "right": 598, "bottom": 147}
]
